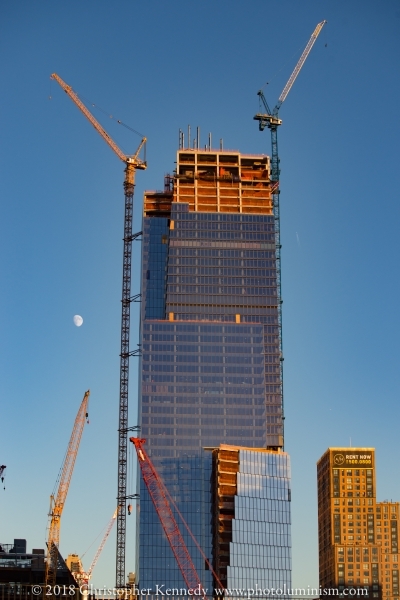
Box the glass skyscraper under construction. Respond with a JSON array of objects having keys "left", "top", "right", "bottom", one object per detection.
[{"left": 137, "top": 146, "right": 291, "bottom": 594}]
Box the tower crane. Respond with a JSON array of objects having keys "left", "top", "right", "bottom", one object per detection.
[
  {"left": 51, "top": 73, "right": 147, "bottom": 588},
  {"left": 131, "top": 438, "right": 224, "bottom": 599},
  {"left": 253, "top": 20, "right": 326, "bottom": 446},
  {"left": 45, "top": 390, "right": 90, "bottom": 589}
]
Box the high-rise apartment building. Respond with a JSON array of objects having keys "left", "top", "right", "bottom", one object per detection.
[
  {"left": 317, "top": 447, "right": 400, "bottom": 599},
  {"left": 137, "top": 146, "right": 290, "bottom": 591}
]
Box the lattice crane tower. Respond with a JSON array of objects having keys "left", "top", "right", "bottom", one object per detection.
[{"left": 51, "top": 73, "right": 147, "bottom": 588}]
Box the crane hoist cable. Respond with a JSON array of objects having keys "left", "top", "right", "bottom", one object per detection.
[
  {"left": 72, "top": 91, "right": 145, "bottom": 139},
  {"left": 259, "top": 39, "right": 311, "bottom": 91},
  {"left": 254, "top": 20, "right": 327, "bottom": 127},
  {"left": 51, "top": 73, "right": 147, "bottom": 589},
  {"left": 45, "top": 390, "right": 90, "bottom": 589}
]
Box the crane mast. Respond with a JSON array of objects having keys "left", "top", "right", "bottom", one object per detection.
[
  {"left": 45, "top": 390, "right": 90, "bottom": 588},
  {"left": 51, "top": 73, "right": 147, "bottom": 588},
  {"left": 253, "top": 21, "right": 326, "bottom": 448}
]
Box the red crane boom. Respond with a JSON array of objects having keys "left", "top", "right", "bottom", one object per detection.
[{"left": 131, "top": 438, "right": 208, "bottom": 597}]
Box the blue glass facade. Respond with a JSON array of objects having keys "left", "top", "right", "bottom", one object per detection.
[
  {"left": 229, "top": 449, "right": 291, "bottom": 595},
  {"left": 138, "top": 149, "right": 290, "bottom": 592}
]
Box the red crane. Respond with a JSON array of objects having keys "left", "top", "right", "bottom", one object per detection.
[{"left": 130, "top": 438, "right": 224, "bottom": 599}]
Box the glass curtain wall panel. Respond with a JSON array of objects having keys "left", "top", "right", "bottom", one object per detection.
[{"left": 228, "top": 449, "right": 292, "bottom": 597}]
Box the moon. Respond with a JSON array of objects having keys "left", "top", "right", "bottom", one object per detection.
[{"left": 73, "top": 315, "right": 83, "bottom": 327}]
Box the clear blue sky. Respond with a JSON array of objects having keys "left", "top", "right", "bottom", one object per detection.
[{"left": 1, "top": 0, "right": 400, "bottom": 591}]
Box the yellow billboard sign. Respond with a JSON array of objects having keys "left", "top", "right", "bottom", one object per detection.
[{"left": 332, "top": 451, "right": 374, "bottom": 468}]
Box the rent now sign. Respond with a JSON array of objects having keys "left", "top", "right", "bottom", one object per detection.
[{"left": 332, "top": 451, "right": 374, "bottom": 468}]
